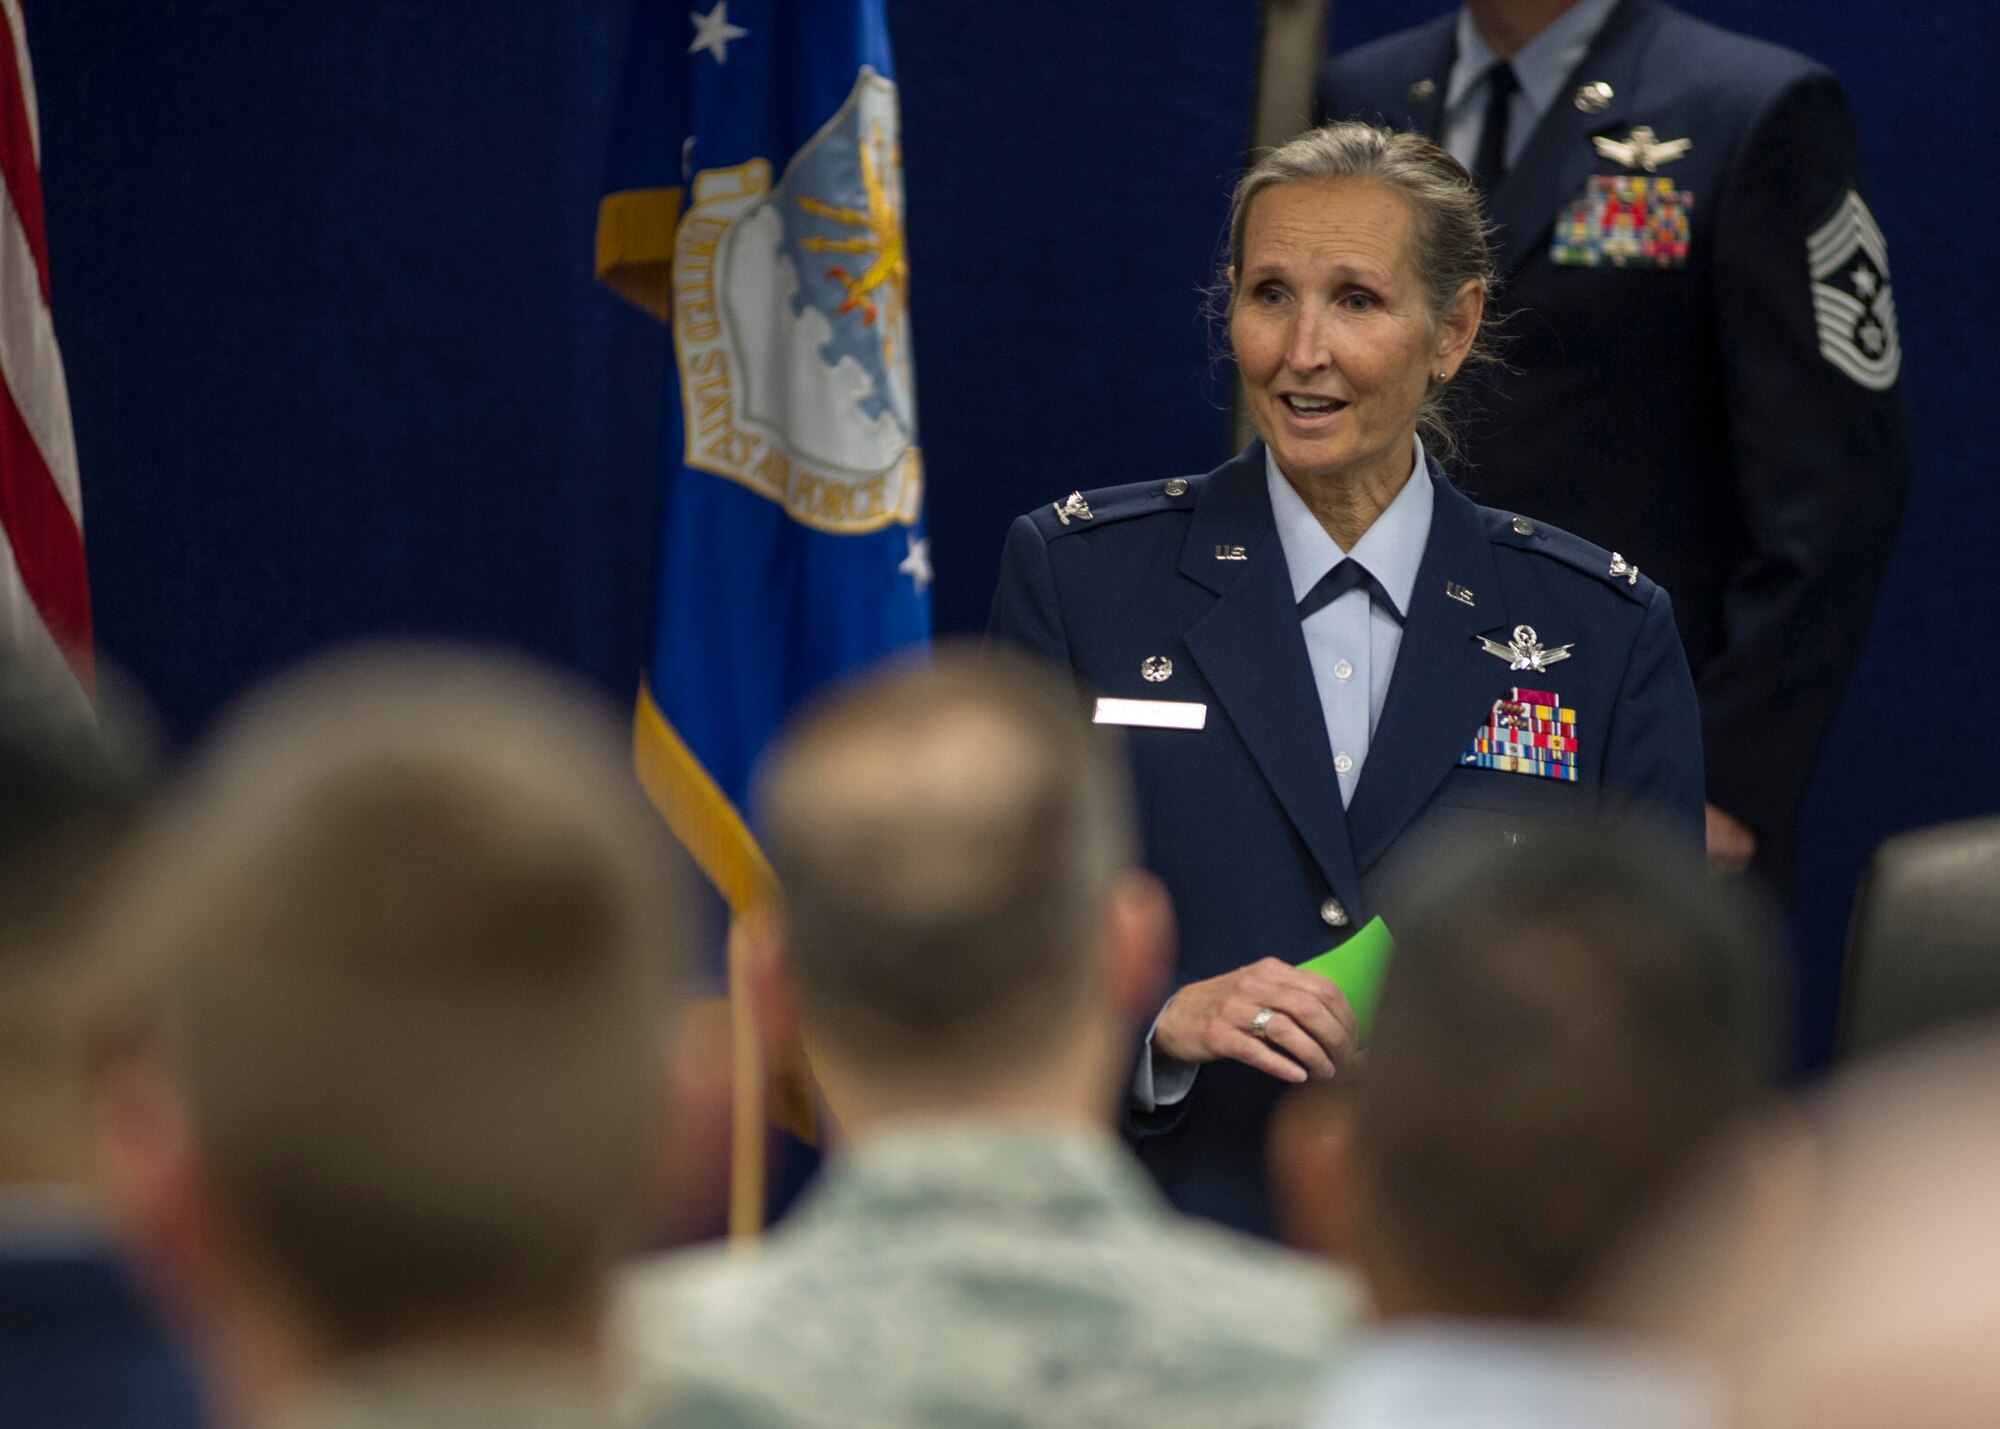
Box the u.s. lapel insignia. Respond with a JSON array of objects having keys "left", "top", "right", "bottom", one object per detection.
[
  {"left": 1607, "top": 552, "right": 1639, "bottom": 585},
  {"left": 1445, "top": 581, "right": 1475, "bottom": 606},
  {"left": 1214, "top": 544, "right": 1248, "bottom": 561},
  {"left": 1477, "top": 624, "right": 1574, "bottom": 673},
  {"left": 1053, "top": 491, "right": 1093, "bottom": 525},
  {"left": 1593, "top": 126, "right": 1692, "bottom": 173},
  {"left": 1460, "top": 687, "right": 1579, "bottom": 782},
  {"left": 1407, "top": 78, "right": 1436, "bottom": 104}
]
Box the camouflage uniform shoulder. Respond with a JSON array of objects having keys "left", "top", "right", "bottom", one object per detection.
[
  {"left": 1155, "top": 1213, "right": 1369, "bottom": 1334},
  {"left": 1482, "top": 506, "right": 1659, "bottom": 606},
  {"left": 1023, "top": 473, "right": 1205, "bottom": 541}
]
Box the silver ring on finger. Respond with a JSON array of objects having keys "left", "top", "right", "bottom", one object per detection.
[{"left": 1249, "top": 1007, "right": 1276, "bottom": 1040}]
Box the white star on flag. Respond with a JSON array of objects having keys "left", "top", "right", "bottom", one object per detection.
[
  {"left": 688, "top": 3, "right": 748, "bottom": 64},
  {"left": 898, "top": 534, "right": 932, "bottom": 594}
]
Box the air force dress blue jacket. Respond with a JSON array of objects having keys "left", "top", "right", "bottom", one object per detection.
[
  {"left": 1319, "top": 0, "right": 1909, "bottom": 888},
  {"left": 989, "top": 443, "right": 1703, "bottom": 1235}
]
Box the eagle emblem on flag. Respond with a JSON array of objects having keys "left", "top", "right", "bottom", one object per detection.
[{"left": 672, "top": 67, "right": 921, "bottom": 534}]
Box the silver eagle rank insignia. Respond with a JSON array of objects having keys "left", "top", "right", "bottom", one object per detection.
[{"left": 1052, "top": 491, "right": 1093, "bottom": 525}]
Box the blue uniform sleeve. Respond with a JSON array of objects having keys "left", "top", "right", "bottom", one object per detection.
[
  {"left": 986, "top": 513, "right": 1199, "bottom": 1134},
  {"left": 986, "top": 514, "right": 1072, "bottom": 665},
  {"left": 1602, "top": 584, "right": 1706, "bottom": 844},
  {"left": 1704, "top": 73, "right": 1910, "bottom": 860}
]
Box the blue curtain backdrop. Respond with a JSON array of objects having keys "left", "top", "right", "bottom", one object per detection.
[{"left": 31, "top": 1, "right": 1994, "bottom": 1061}]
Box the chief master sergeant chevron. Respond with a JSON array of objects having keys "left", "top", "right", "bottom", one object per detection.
[
  {"left": 1318, "top": 0, "right": 1911, "bottom": 893},
  {"left": 989, "top": 123, "right": 1704, "bottom": 1238}
]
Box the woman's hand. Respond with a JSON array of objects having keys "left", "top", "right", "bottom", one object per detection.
[{"left": 1153, "top": 958, "right": 1361, "bottom": 1084}]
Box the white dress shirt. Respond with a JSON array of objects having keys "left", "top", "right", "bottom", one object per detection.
[
  {"left": 1134, "top": 438, "right": 1435, "bottom": 1111},
  {"left": 1441, "top": 0, "right": 1622, "bottom": 173}
]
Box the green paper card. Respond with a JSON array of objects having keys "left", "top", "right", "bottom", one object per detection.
[{"left": 1297, "top": 916, "right": 1394, "bottom": 1038}]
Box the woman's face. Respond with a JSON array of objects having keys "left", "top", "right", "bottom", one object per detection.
[{"left": 1230, "top": 177, "right": 1475, "bottom": 492}]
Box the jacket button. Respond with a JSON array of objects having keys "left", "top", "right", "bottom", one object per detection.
[
  {"left": 1511, "top": 515, "right": 1534, "bottom": 535},
  {"left": 1320, "top": 897, "right": 1349, "bottom": 928},
  {"left": 1164, "top": 478, "right": 1189, "bottom": 497}
]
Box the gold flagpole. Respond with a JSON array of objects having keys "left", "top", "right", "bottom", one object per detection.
[{"left": 725, "top": 918, "right": 768, "bottom": 1246}]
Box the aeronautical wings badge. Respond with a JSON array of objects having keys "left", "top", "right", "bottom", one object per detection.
[
  {"left": 1592, "top": 125, "right": 1692, "bottom": 172},
  {"left": 1478, "top": 625, "right": 1574, "bottom": 673}
]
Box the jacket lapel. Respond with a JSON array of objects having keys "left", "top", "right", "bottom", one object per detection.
[
  {"left": 1179, "top": 445, "right": 1364, "bottom": 912},
  {"left": 1345, "top": 469, "right": 1514, "bottom": 874},
  {"left": 1486, "top": 0, "right": 1662, "bottom": 276}
]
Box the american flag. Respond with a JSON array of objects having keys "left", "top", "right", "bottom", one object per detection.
[{"left": 0, "top": 0, "right": 87, "bottom": 700}]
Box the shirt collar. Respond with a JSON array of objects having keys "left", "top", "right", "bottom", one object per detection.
[
  {"left": 802, "top": 1123, "right": 1167, "bottom": 1231},
  {"left": 1265, "top": 435, "right": 1435, "bottom": 617},
  {"left": 1321, "top": 1320, "right": 1725, "bottom": 1429},
  {"left": 1445, "top": 0, "right": 1621, "bottom": 118},
  {"left": 269, "top": 1359, "right": 614, "bottom": 1429}
]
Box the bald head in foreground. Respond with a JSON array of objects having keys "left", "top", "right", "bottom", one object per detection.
[
  {"left": 622, "top": 650, "right": 1358, "bottom": 1429},
  {"left": 89, "top": 648, "right": 682, "bottom": 1429}
]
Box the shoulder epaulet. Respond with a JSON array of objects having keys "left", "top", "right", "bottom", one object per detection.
[
  {"left": 1485, "top": 509, "right": 1658, "bottom": 606},
  {"left": 1027, "top": 474, "right": 1204, "bottom": 540}
]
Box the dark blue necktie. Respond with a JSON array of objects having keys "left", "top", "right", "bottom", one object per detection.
[
  {"left": 1470, "top": 60, "right": 1519, "bottom": 200},
  {"left": 1298, "top": 559, "right": 1403, "bottom": 624}
]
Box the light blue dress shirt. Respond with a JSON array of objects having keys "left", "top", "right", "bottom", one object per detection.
[
  {"left": 1441, "top": 0, "right": 1621, "bottom": 173},
  {"left": 1135, "top": 437, "right": 1436, "bottom": 1111},
  {"left": 1266, "top": 438, "right": 1432, "bottom": 807},
  {"left": 1309, "top": 1323, "right": 1725, "bottom": 1429}
]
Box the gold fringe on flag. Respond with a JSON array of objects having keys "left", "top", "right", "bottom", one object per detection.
[
  {"left": 595, "top": 186, "right": 684, "bottom": 322},
  {"left": 632, "top": 684, "right": 819, "bottom": 1244}
]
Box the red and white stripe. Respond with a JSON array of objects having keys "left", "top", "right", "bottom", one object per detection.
[{"left": 0, "top": 0, "right": 89, "bottom": 700}]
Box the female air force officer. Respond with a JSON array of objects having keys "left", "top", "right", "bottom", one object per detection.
[{"left": 989, "top": 123, "right": 1704, "bottom": 1237}]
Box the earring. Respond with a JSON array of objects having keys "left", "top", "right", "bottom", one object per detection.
[{"left": 1435, "top": 370, "right": 1449, "bottom": 383}]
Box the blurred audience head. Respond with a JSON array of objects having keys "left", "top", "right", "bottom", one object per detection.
[
  {"left": 1271, "top": 824, "right": 1776, "bottom": 1321},
  {"left": 0, "top": 655, "right": 152, "bottom": 1188},
  {"left": 1627, "top": 1032, "right": 2000, "bottom": 1429},
  {"left": 88, "top": 646, "right": 681, "bottom": 1383},
  {"left": 752, "top": 645, "right": 1170, "bottom": 1132}
]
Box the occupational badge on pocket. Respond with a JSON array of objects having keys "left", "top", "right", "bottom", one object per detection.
[
  {"left": 1551, "top": 175, "right": 1691, "bottom": 268},
  {"left": 1459, "top": 687, "right": 1578, "bottom": 782}
]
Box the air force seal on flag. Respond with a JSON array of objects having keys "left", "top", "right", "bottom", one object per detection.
[
  {"left": 671, "top": 67, "right": 920, "bottom": 533},
  {"left": 1807, "top": 189, "right": 1900, "bottom": 391}
]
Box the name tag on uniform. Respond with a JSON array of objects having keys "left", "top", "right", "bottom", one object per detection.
[{"left": 1093, "top": 697, "right": 1207, "bottom": 730}]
